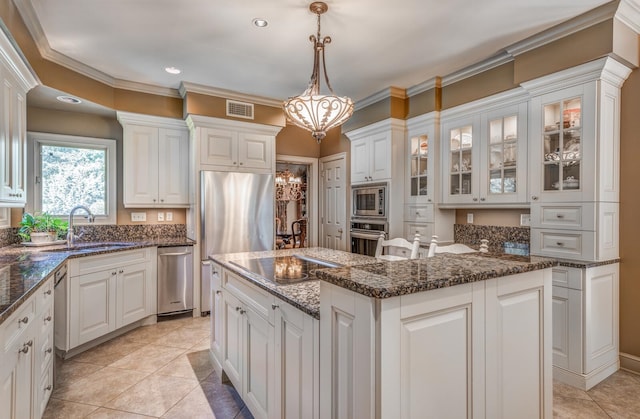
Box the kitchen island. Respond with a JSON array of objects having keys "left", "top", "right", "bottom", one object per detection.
[{"left": 209, "top": 248, "right": 556, "bottom": 419}]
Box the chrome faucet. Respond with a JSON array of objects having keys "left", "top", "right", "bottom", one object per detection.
[{"left": 67, "top": 205, "right": 95, "bottom": 247}]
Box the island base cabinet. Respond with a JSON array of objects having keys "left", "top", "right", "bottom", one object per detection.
[{"left": 320, "top": 269, "right": 552, "bottom": 419}]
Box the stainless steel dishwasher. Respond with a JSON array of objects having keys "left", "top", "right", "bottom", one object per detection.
[{"left": 157, "top": 246, "right": 194, "bottom": 316}]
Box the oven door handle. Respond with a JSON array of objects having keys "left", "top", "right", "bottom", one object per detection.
[{"left": 350, "top": 231, "right": 383, "bottom": 240}]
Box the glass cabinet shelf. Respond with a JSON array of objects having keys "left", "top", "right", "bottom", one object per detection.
[{"left": 542, "top": 97, "right": 581, "bottom": 191}]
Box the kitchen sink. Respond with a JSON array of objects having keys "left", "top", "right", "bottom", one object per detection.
[{"left": 43, "top": 243, "right": 133, "bottom": 253}]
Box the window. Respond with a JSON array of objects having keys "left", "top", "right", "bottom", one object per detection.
[{"left": 28, "top": 132, "right": 116, "bottom": 224}]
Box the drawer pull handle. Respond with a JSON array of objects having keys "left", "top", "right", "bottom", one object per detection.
[
  {"left": 556, "top": 214, "right": 564, "bottom": 219},
  {"left": 271, "top": 304, "right": 279, "bottom": 310},
  {"left": 556, "top": 242, "right": 565, "bottom": 247},
  {"left": 44, "top": 315, "right": 52, "bottom": 323},
  {"left": 44, "top": 289, "right": 52, "bottom": 296},
  {"left": 18, "top": 316, "right": 29, "bottom": 325}
]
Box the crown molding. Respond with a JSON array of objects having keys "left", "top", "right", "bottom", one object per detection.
[
  {"left": 112, "top": 80, "right": 181, "bottom": 98},
  {"left": 616, "top": 0, "right": 640, "bottom": 33},
  {"left": 440, "top": 87, "right": 529, "bottom": 121},
  {"left": 179, "top": 81, "right": 282, "bottom": 108},
  {"left": 441, "top": 52, "right": 514, "bottom": 87},
  {"left": 116, "top": 111, "right": 187, "bottom": 129},
  {"left": 343, "top": 117, "right": 406, "bottom": 140},
  {"left": 407, "top": 77, "right": 439, "bottom": 97},
  {"left": 406, "top": 111, "right": 440, "bottom": 134},
  {"left": 185, "top": 114, "right": 283, "bottom": 136},
  {"left": 0, "top": 23, "right": 38, "bottom": 90},
  {"left": 354, "top": 86, "right": 407, "bottom": 110},
  {"left": 506, "top": 1, "right": 619, "bottom": 57}
]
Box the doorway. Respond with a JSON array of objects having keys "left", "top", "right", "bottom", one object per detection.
[{"left": 275, "top": 155, "right": 319, "bottom": 248}]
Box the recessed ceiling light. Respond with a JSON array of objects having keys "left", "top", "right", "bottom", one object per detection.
[
  {"left": 56, "top": 95, "right": 82, "bottom": 104},
  {"left": 165, "top": 66, "right": 181, "bottom": 75},
  {"left": 252, "top": 18, "right": 268, "bottom": 28}
]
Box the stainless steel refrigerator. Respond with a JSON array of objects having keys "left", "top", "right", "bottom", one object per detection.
[{"left": 200, "top": 171, "right": 274, "bottom": 312}]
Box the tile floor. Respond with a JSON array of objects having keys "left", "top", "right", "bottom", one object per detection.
[
  {"left": 43, "top": 314, "right": 640, "bottom": 418},
  {"left": 43, "top": 315, "right": 254, "bottom": 419}
]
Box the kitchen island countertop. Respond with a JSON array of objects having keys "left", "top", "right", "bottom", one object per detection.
[{"left": 210, "top": 248, "right": 558, "bottom": 318}]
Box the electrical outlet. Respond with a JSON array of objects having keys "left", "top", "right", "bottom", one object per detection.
[
  {"left": 467, "top": 213, "right": 474, "bottom": 224},
  {"left": 166, "top": 212, "right": 173, "bottom": 221},
  {"left": 157, "top": 212, "right": 165, "bottom": 222},
  {"left": 520, "top": 214, "right": 531, "bottom": 227},
  {"left": 131, "top": 212, "right": 146, "bottom": 222}
]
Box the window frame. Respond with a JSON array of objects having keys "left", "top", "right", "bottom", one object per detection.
[{"left": 27, "top": 131, "right": 117, "bottom": 225}]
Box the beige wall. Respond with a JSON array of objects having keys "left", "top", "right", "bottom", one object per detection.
[
  {"left": 619, "top": 64, "right": 640, "bottom": 359},
  {"left": 408, "top": 87, "right": 439, "bottom": 119},
  {"left": 275, "top": 124, "right": 321, "bottom": 157},
  {"left": 442, "top": 63, "right": 518, "bottom": 110},
  {"left": 26, "top": 106, "right": 186, "bottom": 226},
  {"left": 455, "top": 209, "right": 529, "bottom": 227}
]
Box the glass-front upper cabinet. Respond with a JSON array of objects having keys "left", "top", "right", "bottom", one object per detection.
[
  {"left": 542, "top": 98, "right": 581, "bottom": 192},
  {"left": 406, "top": 113, "right": 438, "bottom": 204},
  {"left": 441, "top": 114, "right": 480, "bottom": 205}
]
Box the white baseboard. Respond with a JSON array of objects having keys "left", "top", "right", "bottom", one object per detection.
[
  {"left": 553, "top": 358, "right": 619, "bottom": 390},
  {"left": 620, "top": 352, "right": 640, "bottom": 375}
]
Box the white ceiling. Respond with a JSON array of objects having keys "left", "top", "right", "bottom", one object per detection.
[{"left": 16, "top": 0, "right": 613, "bottom": 108}]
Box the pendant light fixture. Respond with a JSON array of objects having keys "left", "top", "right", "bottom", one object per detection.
[{"left": 283, "top": 2, "right": 354, "bottom": 144}]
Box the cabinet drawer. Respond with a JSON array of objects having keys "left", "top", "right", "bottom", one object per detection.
[
  {"left": 404, "top": 204, "right": 434, "bottom": 223},
  {"left": 36, "top": 320, "right": 54, "bottom": 379},
  {"left": 552, "top": 266, "right": 583, "bottom": 290},
  {"left": 531, "top": 203, "right": 594, "bottom": 230},
  {"left": 530, "top": 229, "right": 595, "bottom": 261},
  {"left": 223, "top": 270, "right": 274, "bottom": 324},
  {"left": 1, "top": 298, "right": 35, "bottom": 351},
  {"left": 69, "top": 248, "right": 151, "bottom": 277},
  {"left": 35, "top": 277, "right": 54, "bottom": 314},
  {"left": 404, "top": 222, "right": 433, "bottom": 243}
]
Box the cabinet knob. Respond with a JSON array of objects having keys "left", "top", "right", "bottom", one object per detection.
[
  {"left": 19, "top": 340, "right": 33, "bottom": 354},
  {"left": 153, "top": 199, "right": 156, "bottom": 202},
  {"left": 427, "top": 199, "right": 432, "bottom": 202},
  {"left": 233, "top": 162, "right": 237, "bottom": 165},
  {"left": 473, "top": 198, "right": 478, "bottom": 202},
  {"left": 239, "top": 309, "right": 246, "bottom": 315},
  {"left": 119, "top": 269, "right": 124, "bottom": 274},
  {"left": 44, "top": 289, "right": 52, "bottom": 296},
  {"left": 556, "top": 242, "right": 565, "bottom": 247},
  {"left": 480, "top": 197, "right": 485, "bottom": 202},
  {"left": 112, "top": 271, "right": 117, "bottom": 276},
  {"left": 239, "top": 162, "right": 244, "bottom": 166},
  {"left": 44, "top": 315, "right": 52, "bottom": 323},
  {"left": 235, "top": 306, "right": 242, "bottom": 311},
  {"left": 18, "top": 316, "right": 29, "bottom": 325},
  {"left": 556, "top": 214, "right": 564, "bottom": 219},
  {"left": 45, "top": 347, "right": 53, "bottom": 354},
  {"left": 44, "top": 385, "right": 52, "bottom": 391},
  {"left": 160, "top": 199, "right": 164, "bottom": 202},
  {"left": 271, "top": 304, "right": 279, "bottom": 310},
  {"left": 531, "top": 196, "right": 538, "bottom": 201},
  {"left": 215, "top": 290, "right": 221, "bottom": 295}
]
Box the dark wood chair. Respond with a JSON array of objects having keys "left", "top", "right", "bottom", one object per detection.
[{"left": 290, "top": 219, "right": 307, "bottom": 248}]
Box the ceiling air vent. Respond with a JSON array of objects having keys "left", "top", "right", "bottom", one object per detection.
[{"left": 226, "top": 100, "right": 254, "bottom": 120}]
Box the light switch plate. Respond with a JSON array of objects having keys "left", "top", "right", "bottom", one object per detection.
[
  {"left": 157, "top": 212, "right": 165, "bottom": 222},
  {"left": 467, "top": 213, "right": 474, "bottom": 224},
  {"left": 131, "top": 212, "right": 146, "bottom": 222},
  {"left": 520, "top": 214, "right": 531, "bottom": 226},
  {"left": 166, "top": 212, "right": 173, "bottom": 221}
]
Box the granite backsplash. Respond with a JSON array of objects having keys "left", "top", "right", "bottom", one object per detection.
[
  {"left": 454, "top": 224, "right": 530, "bottom": 253},
  {"left": 0, "top": 224, "right": 187, "bottom": 248}
]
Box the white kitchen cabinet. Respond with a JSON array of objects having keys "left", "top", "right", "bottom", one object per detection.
[
  {"left": 346, "top": 118, "right": 406, "bottom": 185},
  {"left": 0, "top": 276, "right": 53, "bottom": 419},
  {"left": 221, "top": 269, "right": 275, "bottom": 419},
  {"left": 209, "top": 262, "right": 224, "bottom": 375},
  {"left": 551, "top": 264, "right": 619, "bottom": 390},
  {"left": 525, "top": 57, "right": 631, "bottom": 261},
  {"left": 441, "top": 90, "right": 529, "bottom": 207},
  {"left": 200, "top": 127, "right": 273, "bottom": 171},
  {"left": 61, "top": 247, "right": 157, "bottom": 352},
  {"left": 273, "top": 299, "right": 319, "bottom": 419},
  {"left": 404, "top": 113, "right": 455, "bottom": 244},
  {"left": 320, "top": 268, "right": 552, "bottom": 419},
  {"left": 118, "top": 112, "right": 190, "bottom": 208}
]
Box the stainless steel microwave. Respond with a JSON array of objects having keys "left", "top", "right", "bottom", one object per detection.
[{"left": 352, "top": 184, "right": 387, "bottom": 218}]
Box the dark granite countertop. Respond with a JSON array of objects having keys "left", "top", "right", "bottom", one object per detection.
[
  {"left": 315, "top": 252, "right": 559, "bottom": 299},
  {"left": 0, "top": 238, "right": 195, "bottom": 324},
  {"left": 210, "top": 247, "right": 377, "bottom": 319}
]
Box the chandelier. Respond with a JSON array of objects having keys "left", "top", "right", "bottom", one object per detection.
[
  {"left": 275, "top": 168, "right": 303, "bottom": 201},
  {"left": 282, "top": 2, "right": 354, "bottom": 144}
]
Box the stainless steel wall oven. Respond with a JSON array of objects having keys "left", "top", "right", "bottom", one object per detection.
[{"left": 350, "top": 219, "right": 388, "bottom": 257}]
